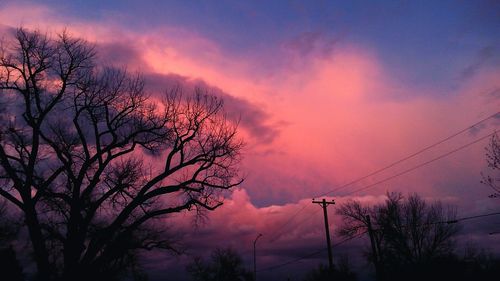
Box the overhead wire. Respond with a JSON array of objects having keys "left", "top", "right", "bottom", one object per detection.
[
  {"left": 342, "top": 130, "right": 497, "bottom": 197},
  {"left": 261, "top": 112, "right": 499, "bottom": 243},
  {"left": 259, "top": 230, "right": 368, "bottom": 272},
  {"left": 438, "top": 211, "right": 500, "bottom": 224},
  {"left": 258, "top": 210, "right": 500, "bottom": 272},
  {"left": 266, "top": 204, "right": 310, "bottom": 242},
  {"left": 267, "top": 207, "right": 322, "bottom": 243},
  {"left": 315, "top": 111, "right": 500, "bottom": 198}
]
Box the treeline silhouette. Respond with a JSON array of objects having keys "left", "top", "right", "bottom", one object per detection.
[
  {"left": 187, "top": 247, "right": 253, "bottom": 281},
  {"left": 335, "top": 192, "right": 500, "bottom": 281}
]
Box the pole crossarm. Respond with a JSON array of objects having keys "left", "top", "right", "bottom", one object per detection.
[{"left": 312, "top": 199, "right": 335, "bottom": 205}]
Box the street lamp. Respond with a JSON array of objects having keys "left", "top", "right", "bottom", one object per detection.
[{"left": 253, "top": 233, "right": 263, "bottom": 281}]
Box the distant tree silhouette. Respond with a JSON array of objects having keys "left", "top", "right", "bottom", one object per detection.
[
  {"left": 0, "top": 200, "right": 23, "bottom": 281},
  {"left": 302, "top": 258, "right": 357, "bottom": 281},
  {"left": 336, "top": 193, "right": 459, "bottom": 281},
  {"left": 482, "top": 133, "right": 500, "bottom": 198},
  {"left": 400, "top": 246, "right": 500, "bottom": 281},
  {"left": 0, "top": 201, "right": 18, "bottom": 245},
  {"left": 0, "top": 247, "right": 24, "bottom": 281},
  {"left": 187, "top": 247, "right": 253, "bottom": 281},
  {"left": 0, "top": 27, "right": 243, "bottom": 281}
]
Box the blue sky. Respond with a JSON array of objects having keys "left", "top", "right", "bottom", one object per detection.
[{"left": 21, "top": 0, "right": 499, "bottom": 93}]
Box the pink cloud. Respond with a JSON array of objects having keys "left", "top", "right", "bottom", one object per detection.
[
  {"left": 2, "top": 0, "right": 499, "bottom": 217},
  {"left": 3, "top": 0, "right": 499, "bottom": 218},
  {"left": 2, "top": 3, "right": 500, "bottom": 278}
]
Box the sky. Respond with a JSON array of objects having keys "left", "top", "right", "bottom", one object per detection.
[{"left": 1, "top": 1, "right": 500, "bottom": 280}]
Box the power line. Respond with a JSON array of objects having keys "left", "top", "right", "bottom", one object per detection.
[
  {"left": 262, "top": 113, "right": 499, "bottom": 242},
  {"left": 258, "top": 231, "right": 368, "bottom": 272},
  {"left": 267, "top": 206, "right": 320, "bottom": 243},
  {"left": 266, "top": 129, "right": 498, "bottom": 243},
  {"left": 257, "top": 131, "right": 498, "bottom": 272},
  {"left": 258, "top": 210, "right": 500, "bottom": 273},
  {"left": 261, "top": 113, "right": 498, "bottom": 249},
  {"left": 440, "top": 211, "right": 500, "bottom": 224},
  {"left": 258, "top": 249, "right": 323, "bottom": 272},
  {"left": 343, "top": 130, "right": 498, "bottom": 197},
  {"left": 266, "top": 204, "right": 310, "bottom": 242},
  {"left": 315, "top": 111, "right": 500, "bottom": 198}
]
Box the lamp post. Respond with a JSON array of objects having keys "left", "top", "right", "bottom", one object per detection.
[{"left": 253, "top": 233, "right": 263, "bottom": 281}]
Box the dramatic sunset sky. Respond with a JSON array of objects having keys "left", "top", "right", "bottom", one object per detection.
[{"left": 1, "top": 1, "right": 499, "bottom": 280}]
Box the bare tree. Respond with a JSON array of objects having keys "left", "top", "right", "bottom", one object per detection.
[
  {"left": 336, "top": 193, "right": 459, "bottom": 280},
  {"left": 0, "top": 27, "right": 244, "bottom": 281},
  {"left": 482, "top": 133, "right": 500, "bottom": 198}
]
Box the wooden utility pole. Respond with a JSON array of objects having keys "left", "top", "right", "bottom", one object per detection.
[
  {"left": 366, "top": 215, "right": 382, "bottom": 281},
  {"left": 312, "top": 198, "right": 335, "bottom": 271}
]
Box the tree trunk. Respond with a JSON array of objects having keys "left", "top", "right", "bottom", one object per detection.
[
  {"left": 24, "top": 204, "right": 51, "bottom": 281},
  {"left": 62, "top": 204, "right": 85, "bottom": 281}
]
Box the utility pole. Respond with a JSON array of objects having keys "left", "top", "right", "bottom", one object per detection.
[
  {"left": 253, "top": 233, "right": 263, "bottom": 281},
  {"left": 366, "top": 215, "right": 382, "bottom": 281},
  {"left": 312, "top": 198, "right": 335, "bottom": 271}
]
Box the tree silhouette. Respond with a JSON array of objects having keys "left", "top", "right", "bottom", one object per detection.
[
  {"left": 336, "top": 193, "right": 459, "bottom": 281},
  {"left": 0, "top": 27, "right": 243, "bottom": 281},
  {"left": 0, "top": 200, "right": 18, "bottom": 245},
  {"left": 302, "top": 258, "right": 357, "bottom": 281},
  {"left": 186, "top": 247, "right": 253, "bottom": 281},
  {"left": 482, "top": 133, "right": 500, "bottom": 198},
  {"left": 0, "top": 200, "right": 23, "bottom": 281}
]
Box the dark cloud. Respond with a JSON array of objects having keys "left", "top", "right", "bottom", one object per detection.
[
  {"left": 282, "top": 30, "right": 344, "bottom": 58},
  {"left": 284, "top": 31, "right": 324, "bottom": 56},
  {"left": 0, "top": 23, "right": 15, "bottom": 36},
  {"left": 92, "top": 41, "right": 280, "bottom": 145},
  {"left": 95, "top": 41, "right": 145, "bottom": 69},
  {"left": 488, "top": 88, "right": 500, "bottom": 100},
  {"left": 459, "top": 45, "right": 497, "bottom": 80},
  {"left": 468, "top": 110, "right": 500, "bottom": 136},
  {"left": 143, "top": 72, "right": 281, "bottom": 144}
]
